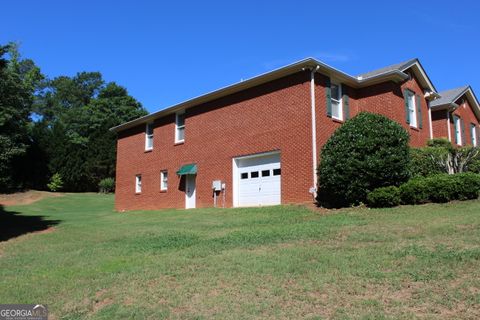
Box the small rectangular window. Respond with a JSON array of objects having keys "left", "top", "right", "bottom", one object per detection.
[
  {"left": 471, "top": 124, "right": 477, "bottom": 147},
  {"left": 175, "top": 111, "right": 185, "bottom": 143},
  {"left": 273, "top": 168, "right": 281, "bottom": 176},
  {"left": 331, "top": 83, "right": 343, "bottom": 120},
  {"left": 135, "top": 175, "right": 142, "bottom": 193},
  {"left": 406, "top": 91, "right": 417, "bottom": 128},
  {"left": 160, "top": 171, "right": 168, "bottom": 191},
  {"left": 145, "top": 123, "right": 154, "bottom": 150},
  {"left": 241, "top": 172, "right": 248, "bottom": 179},
  {"left": 251, "top": 171, "right": 259, "bottom": 178},
  {"left": 261, "top": 170, "right": 270, "bottom": 177},
  {"left": 454, "top": 115, "right": 462, "bottom": 145}
]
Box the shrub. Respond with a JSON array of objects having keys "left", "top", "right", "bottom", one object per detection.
[
  {"left": 98, "top": 177, "right": 115, "bottom": 193},
  {"left": 317, "top": 112, "right": 410, "bottom": 207},
  {"left": 427, "top": 138, "right": 453, "bottom": 149},
  {"left": 409, "top": 147, "right": 449, "bottom": 177},
  {"left": 47, "top": 173, "right": 63, "bottom": 192},
  {"left": 366, "top": 186, "right": 400, "bottom": 208},
  {"left": 399, "top": 178, "right": 429, "bottom": 205},
  {"left": 424, "top": 174, "right": 457, "bottom": 203},
  {"left": 399, "top": 173, "right": 480, "bottom": 205},
  {"left": 452, "top": 172, "right": 480, "bottom": 200}
]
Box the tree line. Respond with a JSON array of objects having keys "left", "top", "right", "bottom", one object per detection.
[{"left": 0, "top": 43, "right": 148, "bottom": 193}]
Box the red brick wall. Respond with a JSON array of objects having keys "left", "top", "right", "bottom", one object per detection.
[
  {"left": 431, "top": 109, "right": 449, "bottom": 140},
  {"left": 431, "top": 96, "right": 480, "bottom": 145},
  {"left": 115, "top": 71, "right": 315, "bottom": 211},
  {"left": 449, "top": 97, "right": 480, "bottom": 146},
  {"left": 115, "top": 69, "right": 433, "bottom": 211}
]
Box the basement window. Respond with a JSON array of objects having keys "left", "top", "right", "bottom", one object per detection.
[
  {"left": 145, "top": 123, "right": 154, "bottom": 151},
  {"left": 160, "top": 171, "right": 168, "bottom": 191},
  {"left": 175, "top": 111, "right": 185, "bottom": 143},
  {"left": 135, "top": 175, "right": 142, "bottom": 193}
]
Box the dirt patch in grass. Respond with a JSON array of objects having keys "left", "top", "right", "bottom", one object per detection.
[{"left": 0, "top": 190, "right": 63, "bottom": 206}]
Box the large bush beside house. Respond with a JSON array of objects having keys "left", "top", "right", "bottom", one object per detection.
[{"left": 317, "top": 112, "right": 411, "bottom": 207}]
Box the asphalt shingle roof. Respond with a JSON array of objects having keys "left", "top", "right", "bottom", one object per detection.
[
  {"left": 430, "top": 86, "right": 469, "bottom": 107},
  {"left": 356, "top": 58, "right": 417, "bottom": 79}
]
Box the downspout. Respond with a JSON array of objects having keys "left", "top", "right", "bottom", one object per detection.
[
  {"left": 447, "top": 110, "right": 452, "bottom": 142},
  {"left": 428, "top": 102, "right": 433, "bottom": 140},
  {"left": 310, "top": 65, "right": 320, "bottom": 198}
]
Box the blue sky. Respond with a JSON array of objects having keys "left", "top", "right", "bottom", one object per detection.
[{"left": 2, "top": 0, "right": 479, "bottom": 113}]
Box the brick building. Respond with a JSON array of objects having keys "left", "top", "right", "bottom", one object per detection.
[{"left": 111, "top": 58, "right": 480, "bottom": 211}]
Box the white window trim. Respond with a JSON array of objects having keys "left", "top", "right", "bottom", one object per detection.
[
  {"left": 407, "top": 91, "right": 418, "bottom": 128},
  {"left": 135, "top": 175, "right": 142, "bottom": 193},
  {"left": 160, "top": 171, "right": 168, "bottom": 191},
  {"left": 175, "top": 111, "right": 185, "bottom": 143},
  {"left": 454, "top": 116, "right": 462, "bottom": 145},
  {"left": 145, "top": 123, "right": 153, "bottom": 151},
  {"left": 472, "top": 124, "right": 477, "bottom": 147},
  {"left": 331, "top": 82, "right": 343, "bottom": 121}
]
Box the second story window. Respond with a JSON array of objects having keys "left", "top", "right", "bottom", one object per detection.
[
  {"left": 145, "top": 123, "right": 153, "bottom": 151},
  {"left": 453, "top": 115, "right": 463, "bottom": 145},
  {"left": 175, "top": 111, "right": 185, "bottom": 143},
  {"left": 405, "top": 91, "right": 417, "bottom": 128},
  {"left": 471, "top": 123, "right": 477, "bottom": 147},
  {"left": 330, "top": 83, "right": 343, "bottom": 121}
]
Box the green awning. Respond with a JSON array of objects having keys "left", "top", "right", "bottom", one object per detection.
[{"left": 176, "top": 163, "right": 197, "bottom": 175}]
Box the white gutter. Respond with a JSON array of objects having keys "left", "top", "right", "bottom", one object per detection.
[{"left": 310, "top": 66, "right": 320, "bottom": 197}]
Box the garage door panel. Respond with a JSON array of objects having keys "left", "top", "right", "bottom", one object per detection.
[{"left": 236, "top": 153, "right": 281, "bottom": 207}]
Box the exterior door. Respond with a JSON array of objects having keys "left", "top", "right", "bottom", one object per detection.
[{"left": 185, "top": 175, "right": 196, "bottom": 209}]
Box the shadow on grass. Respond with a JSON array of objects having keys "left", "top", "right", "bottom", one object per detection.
[{"left": 0, "top": 204, "right": 61, "bottom": 242}]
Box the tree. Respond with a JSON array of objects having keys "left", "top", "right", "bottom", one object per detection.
[
  {"left": 34, "top": 77, "right": 147, "bottom": 191},
  {"left": 317, "top": 112, "right": 411, "bottom": 207},
  {"left": 0, "top": 43, "right": 43, "bottom": 192}
]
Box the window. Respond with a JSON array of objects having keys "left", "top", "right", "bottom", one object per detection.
[
  {"left": 145, "top": 123, "right": 154, "bottom": 150},
  {"left": 273, "top": 168, "right": 281, "bottom": 176},
  {"left": 160, "top": 171, "right": 168, "bottom": 191},
  {"left": 405, "top": 91, "right": 417, "bottom": 128},
  {"left": 262, "top": 170, "right": 270, "bottom": 177},
  {"left": 175, "top": 111, "right": 185, "bottom": 143},
  {"left": 135, "top": 175, "right": 142, "bottom": 193},
  {"left": 251, "top": 171, "right": 259, "bottom": 178},
  {"left": 454, "top": 115, "right": 462, "bottom": 145},
  {"left": 241, "top": 172, "right": 248, "bottom": 179},
  {"left": 330, "top": 83, "right": 343, "bottom": 120},
  {"left": 471, "top": 124, "right": 477, "bottom": 147}
]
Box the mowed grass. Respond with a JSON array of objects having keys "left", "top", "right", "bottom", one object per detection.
[{"left": 1, "top": 194, "right": 480, "bottom": 319}]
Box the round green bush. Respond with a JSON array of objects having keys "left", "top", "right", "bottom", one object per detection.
[
  {"left": 317, "top": 112, "right": 410, "bottom": 207},
  {"left": 452, "top": 172, "right": 480, "bottom": 200},
  {"left": 399, "top": 178, "right": 429, "bottom": 205},
  {"left": 424, "top": 174, "right": 457, "bottom": 203},
  {"left": 98, "top": 177, "right": 115, "bottom": 193},
  {"left": 366, "top": 186, "right": 400, "bottom": 208}
]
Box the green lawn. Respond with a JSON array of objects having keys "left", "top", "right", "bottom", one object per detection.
[{"left": 1, "top": 194, "right": 479, "bottom": 319}]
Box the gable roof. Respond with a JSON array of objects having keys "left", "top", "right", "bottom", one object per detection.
[
  {"left": 357, "top": 58, "right": 437, "bottom": 93},
  {"left": 111, "top": 57, "right": 437, "bottom": 133},
  {"left": 430, "top": 86, "right": 470, "bottom": 108},
  {"left": 431, "top": 85, "right": 480, "bottom": 120}
]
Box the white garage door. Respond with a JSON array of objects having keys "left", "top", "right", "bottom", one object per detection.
[{"left": 236, "top": 153, "right": 281, "bottom": 207}]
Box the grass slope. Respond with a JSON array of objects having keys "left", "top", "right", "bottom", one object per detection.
[{"left": 0, "top": 194, "right": 479, "bottom": 319}]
